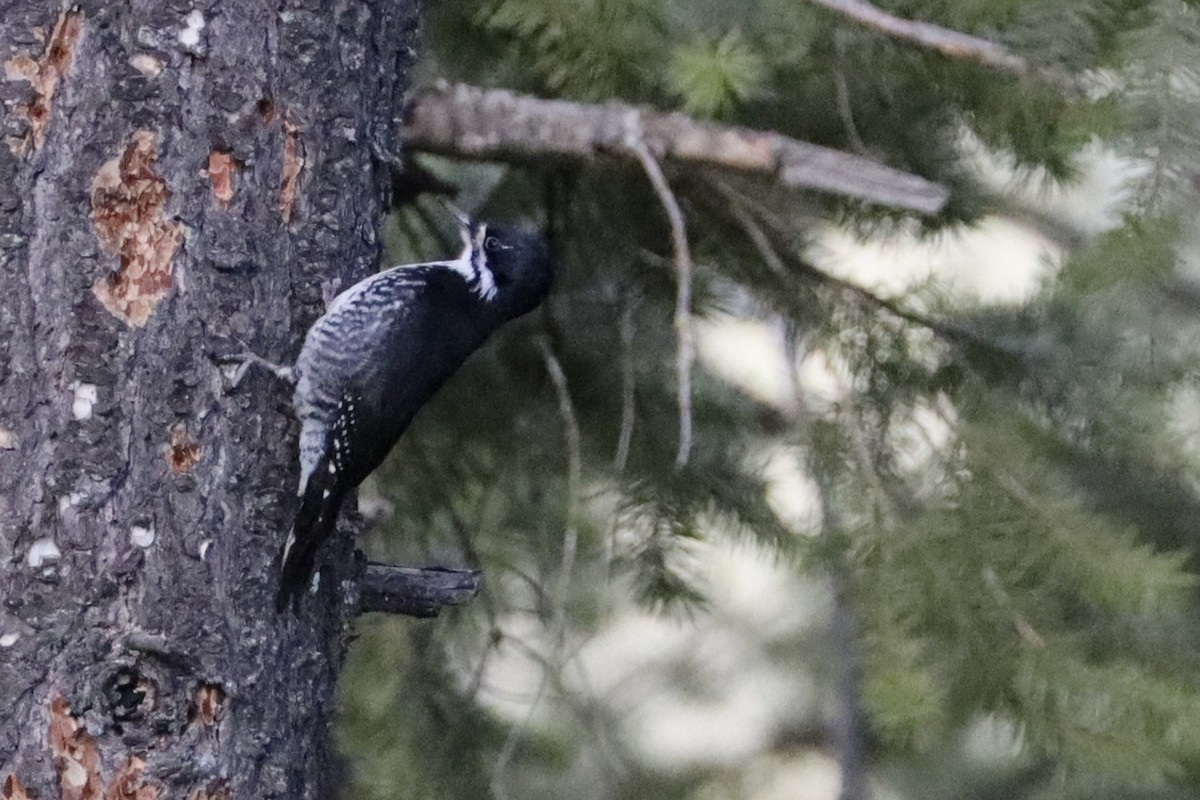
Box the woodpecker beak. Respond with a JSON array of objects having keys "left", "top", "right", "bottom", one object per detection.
[
  {"left": 437, "top": 198, "right": 477, "bottom": 252},
  {"left": 439, "top": 198, "right": 471, "bottom": 227}
]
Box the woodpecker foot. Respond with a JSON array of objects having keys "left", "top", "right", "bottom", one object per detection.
[{"left": 221, "top": 350, "right": 296, "bottom": 388}]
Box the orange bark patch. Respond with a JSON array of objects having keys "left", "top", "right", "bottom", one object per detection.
[
  {"left": 189, "top": 683, "right": 225, "bottom": 727},
  {"left": 104, "top": 757, "right": 157, "bottom": 800},
  {"left": 90, "top": 131, "right": 182, "bottom": 328},
  {"left": 206, "top": 150, "right": 235, "bottom": 208},
  {"left": 3, "top": 9, "right": 83, "bottom": 153},
  {"left": 166, "top": 423, "right": 201, "bottom": 474},
  {"left": 49, "top": 694, "right": 103, "bottom": 800},
  {"left": 2, "top": 773, "right": 29, "bottom": 800},
  {"left": 279, "top": 119, "right": 304, "bottom": 222}
]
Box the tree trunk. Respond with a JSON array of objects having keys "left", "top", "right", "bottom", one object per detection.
[{"left": 0, "top": 1, "right": 417, "bottom": 797}]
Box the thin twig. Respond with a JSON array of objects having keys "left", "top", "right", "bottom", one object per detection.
[
  {"left": 490, "top": 671, "right": 549, "bottom": 800},
  {"left": 538, "top": 338, "right": 583, "bottom": 502},
  {"left": 829, "top": 569, "right": 872, "bottom": 800},
  {"left": 833, "top": 32, "right": 868, "bottom": 154},
  {"left": 714, "top": 178, "right": 1021, "bottom": 367},
  {"left": 812, "top": 467, "right": 872, "bottom": 800},
  {"left": 804, "top": 0, "right": 1029, "bottom": 75},
  {"left": 492, "top": 340, "right": 582, "bottom": 798},
  {"left": 614, "top": 287, "right": 638, "bottom": 472},
  {"left": 982, "top": 565, "right": 1046, "bottom": 648},
  {"left": 500, "top": 636, "right": 631, "bottom": 779},
  {"left": 716, "top": 185, "right": 788, "bottom": 277},
  {"left": 833, "top": 69, "right": 868, "bottom": 155},
  {"left": 625, "top": 131, "right": 695, "bottom": 467}
]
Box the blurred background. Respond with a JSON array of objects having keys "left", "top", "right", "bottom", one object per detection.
[{"left": 336, "top": 1, "right": 1200, "bottom": 798}]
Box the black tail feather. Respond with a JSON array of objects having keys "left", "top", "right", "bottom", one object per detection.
[
  {"left": 276, "top": 461, "right": 345, "bottom": 613},
  {"left": 276, "top": 536, "right": 322, "bottom": 613}
]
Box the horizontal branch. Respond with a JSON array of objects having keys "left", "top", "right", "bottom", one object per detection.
[
  {"left": 805, "top": 0, "right": 1029, "bottom": 75},
  {"left": 358, "top": 563, "right": 482, "bottom": 617},
  {"left": 401, "top": 82, "right": 949, "bottom": 215}
]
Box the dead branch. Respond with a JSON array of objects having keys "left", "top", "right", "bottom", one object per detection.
[
  {"left": 401, "top": 82, "right": 949, "bottom": 215},
  {"left": 805, "top": 0, "right": 1029, "bottom": 75},
  {"left": 625, "top": 133, "right": 695, "bottom": 467}
]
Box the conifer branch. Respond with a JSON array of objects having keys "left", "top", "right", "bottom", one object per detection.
[
  {"left": 626, "top": 134, "right": 695, "bottom": 467},
  {"left": 804, "top": 0, "right": 1030, "bottom": 75},
  {"left": 713, "top": 177, "right": 1024, "bottom": 373},
  {"left": 401, "top": 82, "right": 949, "bottom": 214}
]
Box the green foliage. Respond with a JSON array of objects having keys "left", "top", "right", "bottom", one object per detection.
[
  {"left": 338, "top": 622, "right": 505, "bottom": 799},
  {"left": 338, "top": 0, "right": 1200, "bottom": 798},
  {"left": 666, "top": 31, "right": 768, "bottom": 118}
]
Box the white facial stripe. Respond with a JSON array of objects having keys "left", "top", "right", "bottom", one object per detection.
[
  {"left": 468, "top": 223, "right": 498, "bottom": 301},
  {"left": 422, "top": 223, "right": 500, "bottom": 302},
  {"left": 440, "top": 250, "right": 475, "bottom": 282},
  {"left": 470, "top": 223, "right": 488, "bottom": 278}
]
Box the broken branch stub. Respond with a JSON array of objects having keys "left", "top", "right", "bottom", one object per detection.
[{"left": 358, "top": 564, "right": 482, "bottom": 617}]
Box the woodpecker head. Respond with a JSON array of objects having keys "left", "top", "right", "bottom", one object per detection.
[{"left": 445, "top": 202, "right": 553, "bottom": 319}]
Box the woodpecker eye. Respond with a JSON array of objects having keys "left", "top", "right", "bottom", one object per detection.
[{"left": 484, "top": 236, "right": 501, "bottom": 252}]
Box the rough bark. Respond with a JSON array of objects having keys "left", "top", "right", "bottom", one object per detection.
[{"left": 0, "top": 2, "right": 417, "bottom": 798}]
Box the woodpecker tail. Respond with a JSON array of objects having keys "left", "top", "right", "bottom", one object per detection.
[{"left": 276, "top": 459, "right": 345, "bottom": 612}]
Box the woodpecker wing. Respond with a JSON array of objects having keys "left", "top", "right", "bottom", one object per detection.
[
  {"left": 276, "top": 390, "right": 360, "bottom": 610},
  {"left": 277, "top": 261, "right": 499, "bottom": 610}
]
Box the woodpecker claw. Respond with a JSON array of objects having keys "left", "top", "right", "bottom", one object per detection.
[{"left": 220, "top": 344, "right": 296, "bottom": 388}]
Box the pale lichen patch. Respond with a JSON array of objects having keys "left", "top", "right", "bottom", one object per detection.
[
  {"left": 129, "top": 54, "right": 163, "bottom": 77},
  {"left": 0, "top": 427, "right": 16, "bottom": 449},
  {"left": 3, "top": 8, "right": 82, "bottom": 153},
  {"left": 178, "top": 9, "right": 206, "bottom": 48},
  {"left": 0, "top": 632, "right": 17, "bottom": 648},
  {"left": 130, "top": 524, "right": 156, "bottom": 548},
  {"left": 206, "top": 150, "right": 236, "bottom": 208},
  {"left": 90, "top": 131, "right": 183, "bottom": 328},
  {"left": 56, "top": 491, "right": 87, "bottom": 515},
  {"left": 70, "top": 381, "right": 97, "bottom": 420},
  {"left": 26, "top": 537, "right": 61, "bottom": 569}
]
